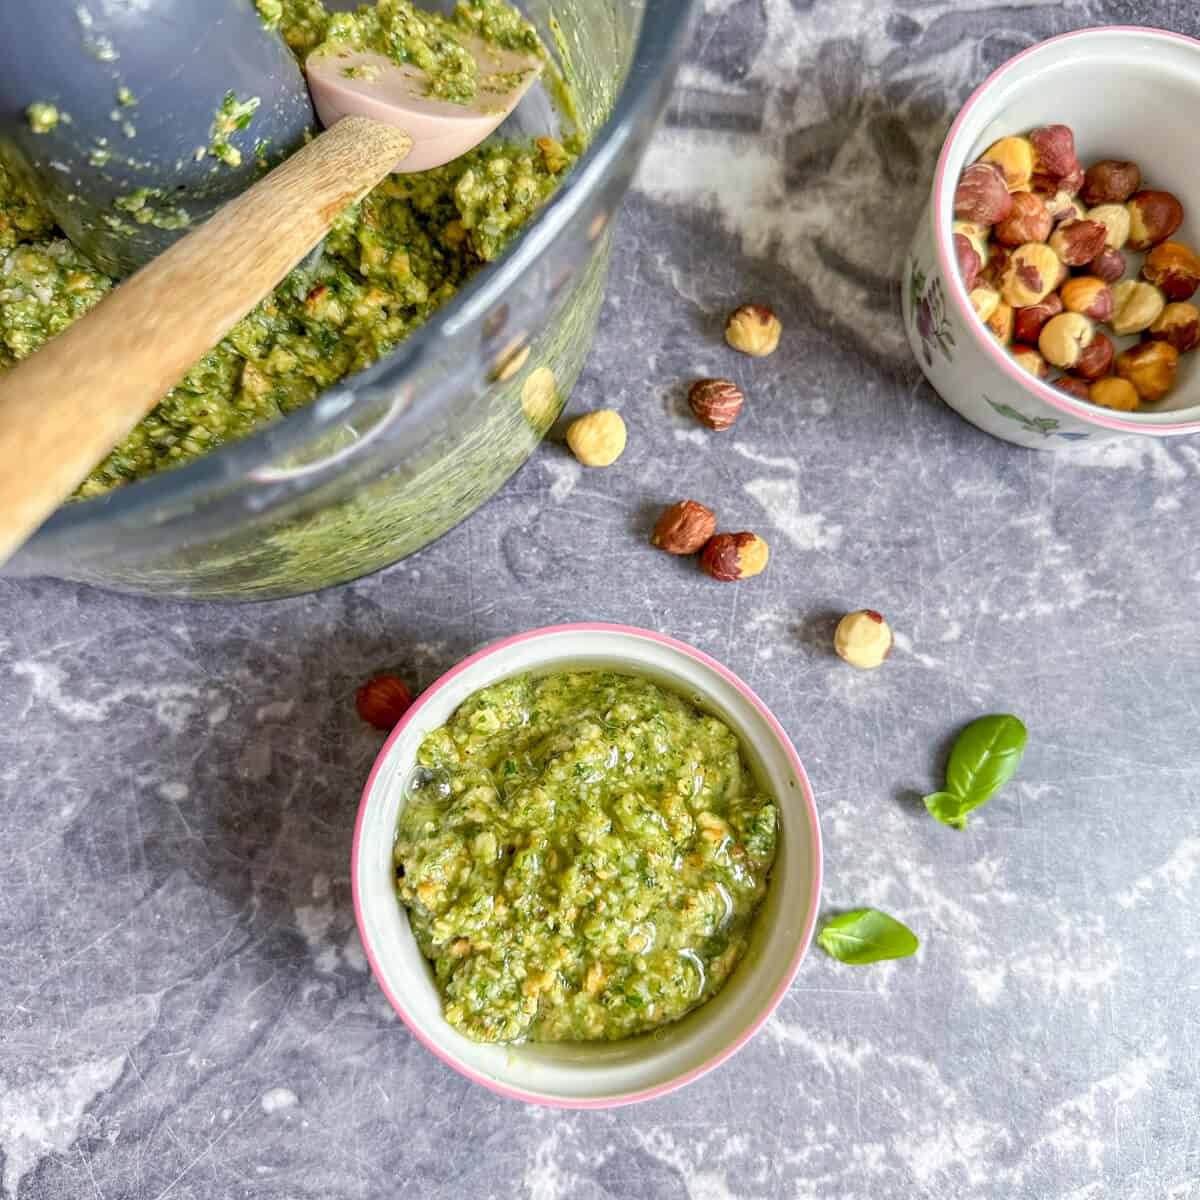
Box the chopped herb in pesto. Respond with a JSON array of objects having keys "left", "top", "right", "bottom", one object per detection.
[{"left": 26, "top": 103, "right": 63, "bottom": 134}]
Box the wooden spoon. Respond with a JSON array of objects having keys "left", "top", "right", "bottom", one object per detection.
[{"left": 0, "top": 38, "right": 542, "bottom": 565}]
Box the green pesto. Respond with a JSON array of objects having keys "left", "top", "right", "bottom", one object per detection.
[
  {"left": 207, "top": 92, "right": 262, "bottom": 168},
  {"left": 26, "top": 103, "right": 63, "bottom": 134},
  {"left": 395, "top": 671, "right": 778, "bottom": 1043},
  {"left": 113, "top": 188, "right": 192, "bottom": 232}
]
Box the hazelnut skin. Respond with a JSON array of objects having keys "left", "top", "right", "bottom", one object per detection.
[
  {"left": 980, "top": 136, "right": 1035, "bottom": 192},
  {"left": 1001, "top": 242, "right": 1061, "bottom": 307},
  {"left": 1127, "top": 190, "right": 1184, "bottom": 251},
  {"left": 1012, "top": 292, "right": 1063, "bottom": 344},
  {"left": 955, "top": 162, "right": 1014, "bottom": 224},
  {"left": 1011, "top": 344, "right": 1049, "bottom": 378},
  {"left": 833, "top": 610, "right": 894, "bottom": 670},
  {"left": 980, "top": 243, "right": 1011, "bottom": 289},
  {"left": 953, "top": 220, "right": 990, "bottom": 262},
  {"left": 994, "top": 192, "right": 1053, "bottom": 247},
  {"left": 1142, "top": 241, "right": 1200, "bottom": 301},
  {"left": 1089, "top": 377, "right": 1140, "bottom": 411},
  {"left": 1038, "top": 312, "right": 1095, "bottom": 370},
  {"left": 652, "top": 500, "right": 718, "bottom": 554},
  {"left": 1054, "top": 375, "right": 1092, "bottom": 401},
  {"left": 954, "top": 233, "right": 982, "bottom": 290},
  {"left": 1060, "top": 276, "right": 1114, "bottom": 322},
  {"left": 1080, "top": 159, "right": 1141, "bottom": 206},
  {"left": 1049, "top": 219, "right": 1108, "bottom": 266},
  {"left": 970, "top": 284, "right": 1001, "bottom": 323},
  {"left": 1089, "top": 247, "right": 1127, "bottom": 284},
  {"left": 688, "top": 378, "right": 744, "bottom": 431},
  {"left": 1057, "top": 163, "right": 1086, "bottom": 196},
  {"left": 1116, "top": 341, "right": 1179, "bottom": 402},
  {"left": 1110, "top": 280, "right": 1167, "bottom": 335},
  {"left": 1029, "top": 125, "right": 1078, "bottom": 179},
  {"left": 725, "top": 304, "right": 782, "bottom": 356},
  {"left": 986, "top": 302, "right": 1014, "bottom": 346},
  {"left": 700, "top": 532, "right": 769, "bottom": 581},
  {"left": 1148, "top": 302, "right": 1200, "bottom": 353},
  {"left": 566, "top": 409, "right": 627, "bottom": 466},
  {"left": 1086, "top": 203, "right": 1132, "bottom": 250},
  {"left": 1042, "top": 190, "right": 1086, "bottom": 226},
  {"left": 356, "top": 674, "right": 414, "bottom": 731},
  {"left": 1073, "top": 331, "right": 1115, "bottom": 381}
]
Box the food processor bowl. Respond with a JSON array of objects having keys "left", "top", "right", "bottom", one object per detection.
[{"left": 5, "top": 0, "right": 698, "bottom": 600}]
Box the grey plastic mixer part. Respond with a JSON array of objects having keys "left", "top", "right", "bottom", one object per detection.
[{"left": 0, "top": 0, "right": 317, "bottom": 277}]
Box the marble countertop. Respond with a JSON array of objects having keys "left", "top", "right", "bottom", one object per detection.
[{"left": 2, "top": 2, "right": 1198, "bottom": 1197}]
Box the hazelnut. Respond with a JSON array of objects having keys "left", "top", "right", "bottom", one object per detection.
[
  {"left": 1127, "top": 190, "right": 1184, "bottom": 252},
  {"left": 1142, "top": 241, "right": 1200, "bottom": 301},
  {"left": 1073, "top": 331, "right": 1115, "bottom": 381},
  {"left": 1116, "top": 340, "right": 1179, "bottom": 402},
  {"left": 1001, "top": 242, "right": 1060, "bottom": 307},
  {"left": 994, "top": 192, "right": 1053, "bottom": 247},
  {"left": 566, "top": 409, "right": 627, "bottom": 466},
  {"left": 980, "top": 243, "right": 1011, "bottom": 289},
  {"left": 725, "top": 304, "right": 781, "bottom": 356},
  {"left": 1042, "top": 190, "right": 1086, "bottom": 226},
  {"left": 1089, "top": 377, "right": 1139, "bottom": 411},
  {"left": 1054, "top": 375, "right": 1092, "bottom": 401},
  {"left": 1148, "top": 301, "right": 1200, "bottom": 353},
  {"left": 652, "top": 500, "right": 717, "bottom": 554},
  {"left": 1081, "top": 159, "right": 1141, "bottom": 206},
  {"left": 1038, "top": 312, "right": 1095, "bottom": 370},
  {"left": 1089, "top": 247, "right": 1126, "bottom": 284},
  {"left": 954, "top": 233, "right": 982, "bottom": 290},
  {"left": 1029, "top": 124, "right": 1079, "bottom": 186},
  {"left": 700, "top": 532, "right": 769, "bottom": 581},
  {"left": 980, "top": 136, "right": 1035, "bottom": 192},
  {"left": 1012, "top": 292, "right": 1063, "bottom": 344},
  {"left": 1060, "top": 276, "right": 1114, "bottom": 322},
  {"left": 953, "top": 220, "right": 990, "bottom": 263},
  {"left": 1048, "top": 219, "right": 1108, "bottom": 266},
  {"left": 688, "top": 378, "right": 744, "bottom": 430},
  {"left": 833, "top": 610, "right": 894, "bottom": 670},
  {"left": 1086, "top": 203, "right": 1132, "bottom": 250},
  {"left": 986, "top": 302, "right": 1014, "bottom": 346},
  {"left": 970, "top": 284, "right": 1001, "bottom": 323},
  {"left": 1011, "top": 344, "right": 1048, "bottom": 378},
  {"left": 1058, "top": 163, "right": 1086, "bottom": 196},
  {"left": 955, "top": 161, "right": 1014, "bottom": 224},
  {"left": 356, "top": 674, "right": 413, "bottom": 731},
  {"left": 1110, "top": 279, "right": 1167, "bottom": 335}
]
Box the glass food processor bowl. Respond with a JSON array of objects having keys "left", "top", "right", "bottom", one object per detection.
[{"left": 6, "top": 0, "right": 698, "bottom": 601}]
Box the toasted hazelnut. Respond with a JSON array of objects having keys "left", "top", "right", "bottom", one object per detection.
[
  {"left": 1086, "top": 203, "right": 1132, "bottom": 250},
  {"left": 1054, "top": 375, "right": 1092, "bottom": 401},
  {"left": 566, "top": 409, "right": 627, "bottom": 466},
  {"left": 1042, "top": 190, "right": 1086, "bottom": 226},
  {"left": 688, "top": 378, "right": 744, "bottom": 430},
  {"left": 1089, "top": 376, "right": 1140, "bottom": 411},
  {"left": 652, "top": 500, "right": 717, "bottom": 554},
  {"left": 1073, "top": 331, "right": 1115, "bottom": 381},
  {"left": 981, "top": 243, "right": 1011, "bottom": 288},
  {"left": 1029, "top": 125, "right": 1079, "bottom": 185},
  {"left": 953, "top": 220, "right": 990, "bottom": 263},
  {"left": 994, "top": 191, "right": 1053, "bottom": 247},
  {"left": 970, "top": 284, "right": 1001, "bottom": 323},
  {"left": 955, "top": 161, "right": 1014, "bottom": 224},
  {"left": 356, "top": 674, "right": 413, "bottom": 731},
  {"left": 700, "top": 532, "right": 769, "bottom": 581},
  {"left": 1110, "top": 279, "right": 1167, "bottom": 335},
  {"left": 1127, "top": 190, "right": 1184, "bottom": 251},
  {"left": 725, "top": 304, "right": 781, "bottom": 356},
  {"left": 1001, "top": 242, "right": 1060, "bottom": 307},
  {"left": 1038, "top": 312, "right": 1095, "bottom": 370},
  {"left": 1057, "top": 163, "right": 1086, "bottom": 196},
  {"left": 1012, "top": 292, "right": 1063, "bottom": 344},
  {"left": 1011, "top": 344, "right": 1049, "bottom": 378},
  {"left": 980, "top": 136, "right": 1035, "bottom": 192},
  {"left": 1081, "top": 159, "right": 1141, "bottom": 206},
  {"left": 833, "top": 610, "right": 893, "bottom": 670},
  {"left": 954, "top": 233, "right": 982, "bottom": 290},
  {"left": 1116, "top": 340, "right": 1179, "bottom": 402},
  {"left": 1148, "top": 301, "right": 1200, "bottom": 353},
  {"left": 1060, "top": 276, "right": 1114, "bottom": 322},
  {"left": 1089, "top": 247, "right": 1127, "bottom": 284},
  {"left": 1142, "top": 241, "right": 1200, "bottom": 301},
  {"left": 986, "top": 302, "right": 1014, "bottom": 346},
  {"left": 1049, "top": 219, "right": 1108, "bottom": 266}
]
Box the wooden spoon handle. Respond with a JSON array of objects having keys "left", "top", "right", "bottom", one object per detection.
[{"left": 0, "top": 114, "right": 412, "bottom": 563}]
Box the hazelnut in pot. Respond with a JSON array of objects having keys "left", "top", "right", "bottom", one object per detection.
[
  {"left": 954, "top": 233, "right": 982, "bottom": 290},
  {"left": 1080, "top": 159, "right": 1141, "bottom": 207},
  {"left": 1089, "top": 377, "right": 1139, "bottom": 412},
  {"left": 1054, "top": 375, "right": 1092, "bottom": 401},
  {"left": 980, "top": 135, "right": 1035, "bottom": 192},
  {"left": 1038, "top": 312, "right": 1094, "bottom": 370},
  {"left": 1142, "top": 241, "right": 1200, "bottom": 302},
  {"left": 1073, "top": 331, "right": 1114, "bottom": 381},
  {"left": 1000, "top": 243, "right": 1060, "bottom": 307},
  {"left": 1012, "top": 292, "right": 1063, "bottom": 344},
  {"left": 1011, "top": 344, "right": 1048, "bottom": 379},
  {"left": 1060, "top": 277, "right": 1113, "bottom": 323},
  {"left": 994, "top": 192, "right": 1052, "bottom": 247},
  {"left": 1089, "top": 247, "right": 1126, "bottom": 284},
  {"left": 1148, "top": 302, "right": 1200, "bottom": 354},
  {"left": 986, "top": 302, "right": 1014, "bottom": 346},
  {"left": 1110, "top": 280, "right": 1166, "bottom": 336},
  {"left": 1116, "top": 341, "right": 1179, "bottom": 403},
  {"left": 1126, "top": 190, "right": 1184, "bottom": 252},
  {"left": 1049, "top": 219, "right": 1108, "bottom": 267},
  {"left": 955, "top": 162, "right": 1013, "bottom": 225}
]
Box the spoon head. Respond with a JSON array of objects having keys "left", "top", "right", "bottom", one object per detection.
[{"left": 305, "top": 35, "right": 543, "bottom": 172}]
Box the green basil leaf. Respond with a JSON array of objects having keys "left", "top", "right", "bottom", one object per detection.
[
  {"left": 922, "top": 791, "right": 969, "bottom": 831},
  {"left": 816, "top": 909, "right": 920, "bottom": 964},
  {"left": 940, "top": 713, "right": 1027, "bottom": 822}
]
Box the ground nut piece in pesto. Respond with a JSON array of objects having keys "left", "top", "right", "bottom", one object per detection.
[{"left": 394, "top": 671, "right": 778, "bottom": 1044}]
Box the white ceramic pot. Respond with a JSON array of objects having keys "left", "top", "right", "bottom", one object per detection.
[
  {"left": 904, "top": 26, "right": 1200, "bottom": 449},
  {"left": 352, "top": 623, "right": 822, "bottom": 1108}
]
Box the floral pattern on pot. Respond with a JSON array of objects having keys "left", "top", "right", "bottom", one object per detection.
[
  {"left": 983, "top": 397, "right": 1091, "bottom": 442},
  {"left": 908, "top": 262, "right": 955, "bottom": 367}
]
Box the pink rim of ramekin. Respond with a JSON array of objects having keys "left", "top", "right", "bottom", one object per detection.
[
  {"left": 351, "top": 622, "right": 823, "bottom": 1109},
  {"left": 933, "top": 25, "right": 1200, "bottom": 435}
]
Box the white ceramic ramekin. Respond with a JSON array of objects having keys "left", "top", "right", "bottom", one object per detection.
[
  {"left": 903, "top": 26, "right": 1200, "bottom": 449},
  {"left": 352, "top": 623, "right": 822, "bottom": 1108}
]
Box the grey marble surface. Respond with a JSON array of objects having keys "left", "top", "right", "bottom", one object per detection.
[{"left": 3, "top": 2, "right": 1199, "bottom": 1197}]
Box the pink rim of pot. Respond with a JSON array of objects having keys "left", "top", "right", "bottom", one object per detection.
[
  {"left": 351, "top": 621, "right": 823, "bottom": 1109},
  {"left": 933, "top": 25, "right": 1200, "bottom": 434}
]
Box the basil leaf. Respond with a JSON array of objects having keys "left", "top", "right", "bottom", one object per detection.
[
  {"left": 816, "top": 909, "right": 920, "bottom": 964},
  {"left": 924, "top": 714, "right": 1027, "bottom": 829},
  {"left": 922, "top": 791, "right": 970, "bottom": 831}
]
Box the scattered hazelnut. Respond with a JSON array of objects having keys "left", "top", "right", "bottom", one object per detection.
[
  {"left": 1011, "top": 344, "right": 1049, "bottom": 378},
  {"left": 1001, "top": 242, "right": 1061, "bottom": 307},
  {"left": 1060, "top": 276, "right": 1114, "bottom": 322},
  {"left": 1089, "top": 247, "right": 1127, "bottom": 283},
  {"left": 688, "top": 378, "right": 744, "bottom": 431},
  {"left": 1049, "top": 219, "right": 1108, "bottom": 266},
  {"left": 1086, "top": 203, "right": 1132, "bottom": 250},
  {"left": 1089, "top": 376, "right": 1140, "bottom": 411},
  {"left": 954, "top": 161, "right": 1014, "bottom": 224},
  {"left": 566, "top": 409, "right": 627, "bottom": 466},
  {"left": 1038, "top": 312, "right": 1095, "bottom": 370},
  {"left": 1127, "top": 190, "right": 1184, "bottom": 251},
  {"left": 1042, "top": 190, "right": 1086, "bottom": 226},
  {"left": 1080, "top": 159, "right": 1141, "bottom": 206},
  {"left": 725, "top": 304, "right": 782, "bottom": 356},
  {"left": 1116, "top": 340, "right": 1179, "bottom": 402},
  {"left": 1110, "top": 279, "right": 1167, "bottom": 335},
  {"left": 986, "top": 302, "right": 1014, "bottom": 346},
  {"left": 954, "top": 233, "right": 982, "bottom": 290},
  {"left": 1012, "top": 292, "right": 1063, "bottom": 344},
  {"left": 833, "top": 610, "right": 894, "bottom": 670},
  {"left": 970, "top": 284, "right": 1001, "bottom": 323},
  {"left": 994, "top": 191, "right": 1053, "bottom": 247},
  {"left": 1073, "top": 331, "right": 1115, "bottom": 381},
  {"left": 980, "top": 135, "right": 1035, "bottom": 192},
  {"left": 1148, "top": 301, "right": 1200, "bottom": 353},
  {"left": 700, "top": 532, "right": 769, "bottom": 581},
  {"left": 652, "top": 500, "right": 717, "bottom": 555},
  {"left": 1142, "top": 240, "right": 1200, "bottom": 301},
  {"left": 1054, "top": 375, "right": 1092, "bottom": 401},
  {"left": 356, "top": 674, "right": 414, "bottom": 731},
  {"left": 1029, "top": 124, "right": 1079, "bottom": 186}
]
